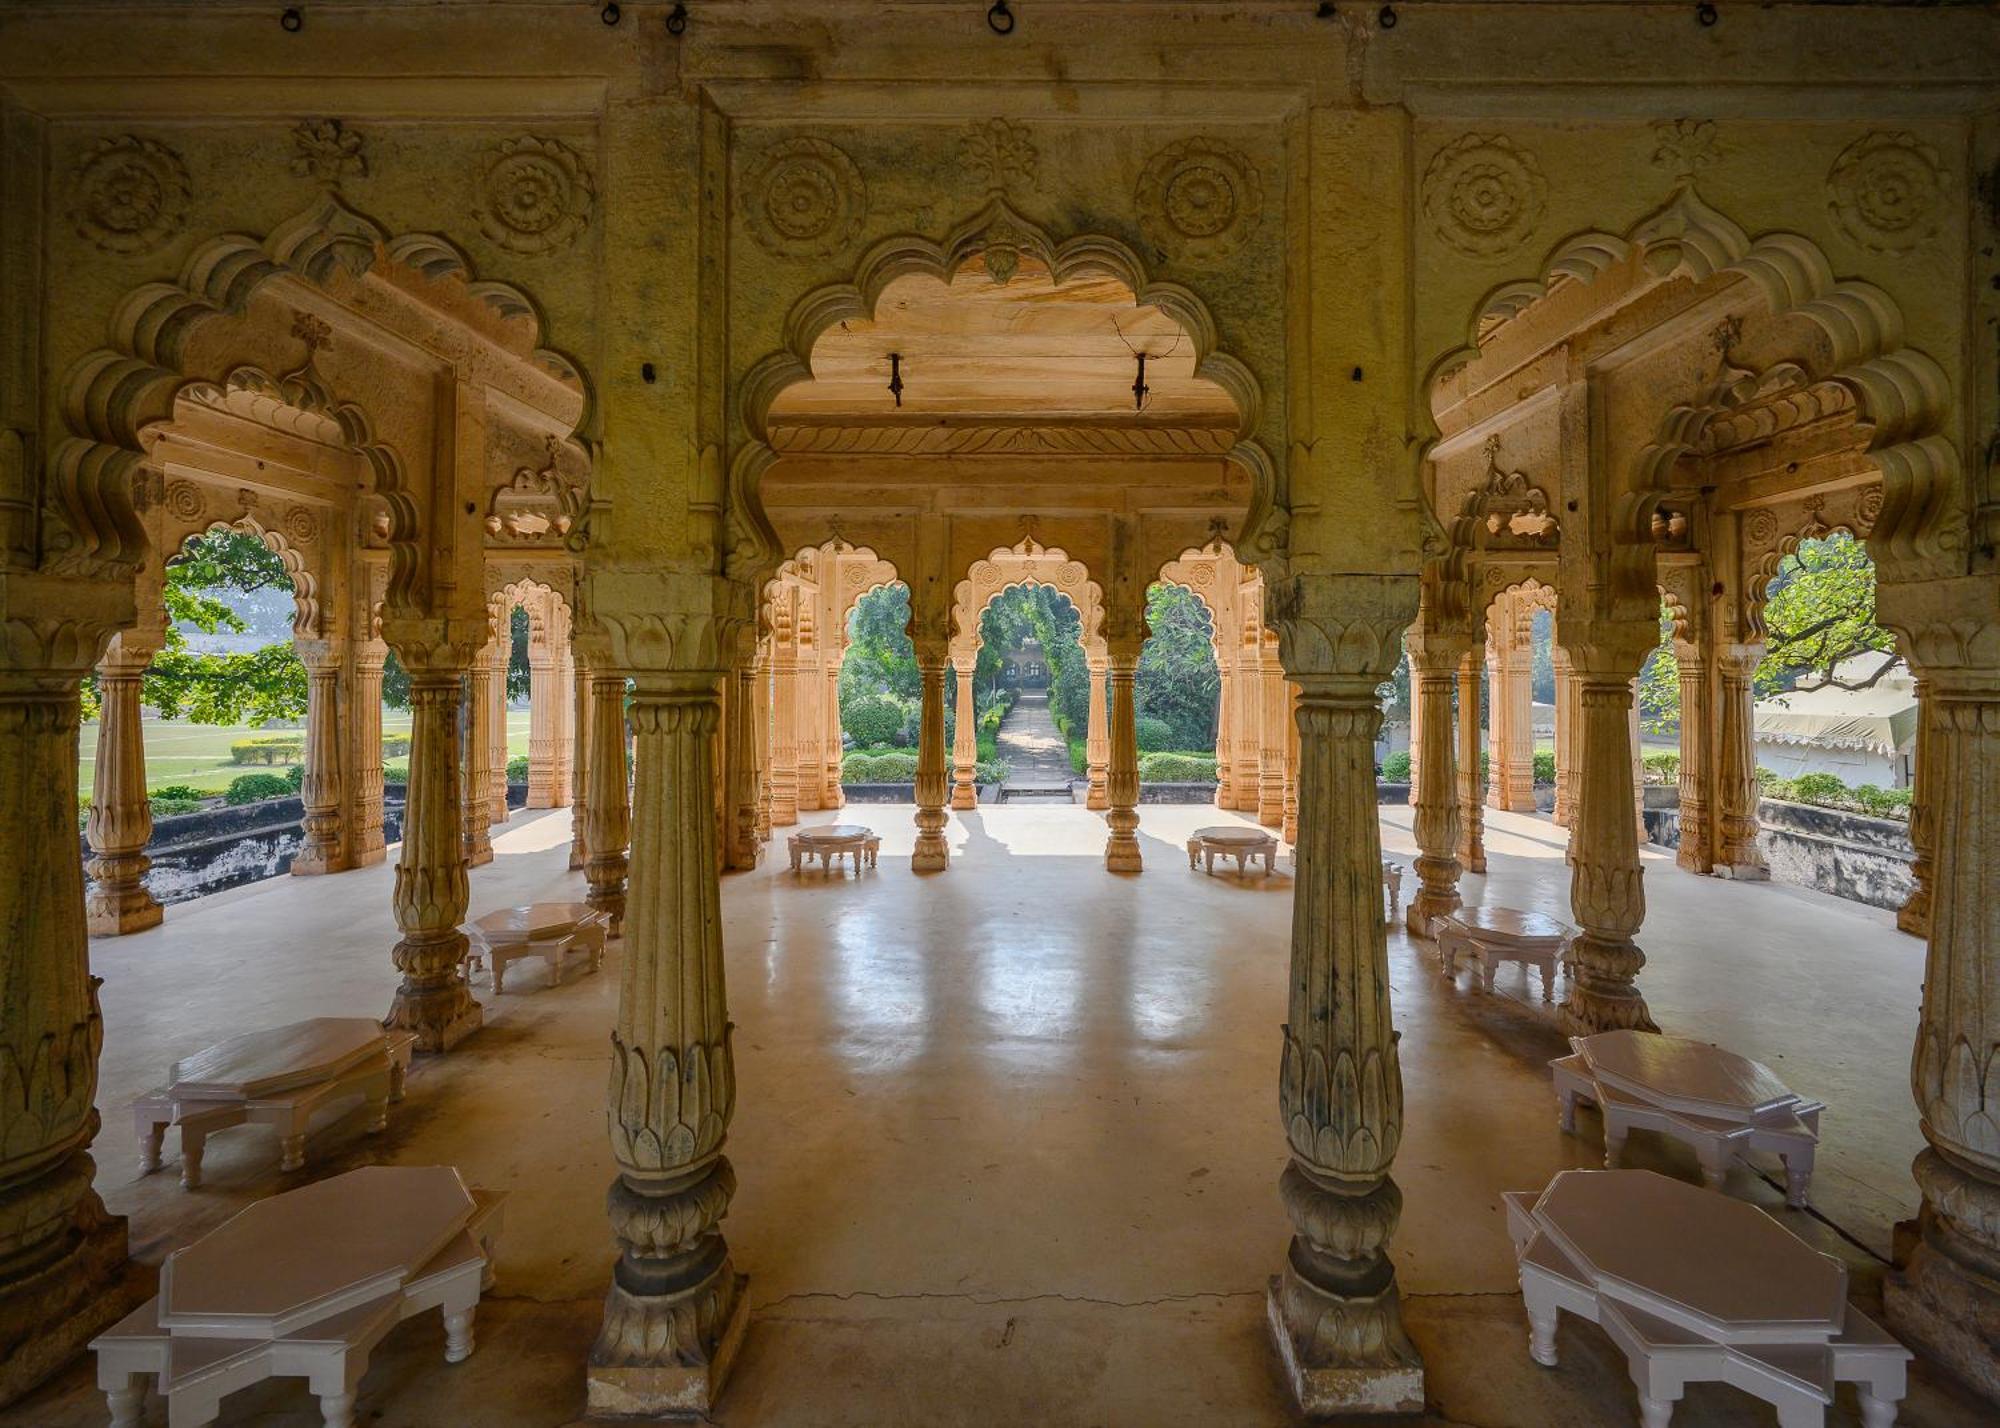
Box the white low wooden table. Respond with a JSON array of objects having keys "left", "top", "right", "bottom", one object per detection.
[
  {"left": 463, "top": 901, "right": 608, "bottom": 994},
  {"left": 1553, "top": 1029, "right": 1825, "bottom": 1207},
  {"left": 1503, "top": 1169, "right": 1907, "bottom": 1427},
  {"left": 1431, "top": 904, "right": 1574, "bottom": 1002},
  {"left": 92, "top": 1166, "right": 506, "bottom": 1428},
  {"left": 787, "top": 823, "right": 880, "bottom": 875},
  {"left": 133, "top": 1019, "right": 416, "bottom": 1189},
  {"left": 1187, "top": 825, "right": 1277, "bottom": 876}
]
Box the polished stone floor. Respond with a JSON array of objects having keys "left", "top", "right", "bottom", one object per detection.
[{"left": 6, "top": 801, "right": 1978, "bottom": 1426}]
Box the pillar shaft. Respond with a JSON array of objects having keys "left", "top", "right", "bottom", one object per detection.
[
  {"left": 912, "top": 652, "right": 950, "bottom": 871},
  {"left": 527, "top": 641, "right": 559, "bottom": 809},
  {"left": 1259, "top": 647, "right": 1287, "bottom": 827},
  {"left": 1213, "top": 663, "right": 1233, "bottom": 810},
  {"left": 84, "top": 642, "right": 161, "bottom": 934},
  {"left": 385, "top": 673, "right": 482, "bottom": 1052},
  {"left": 585, "top": 672, "right": 631, "bottom": 932},
  {"left": 351, "top": 647, "right": 388, "bottom": 867},
  {"left": 569, "top": 663, "right": 591, "bottom": 872},
  {"left": 586, "top": 679, "right": 747, "bottom": 1415},
  {"left": 1454, "top": 649, "right": 1485, "bottom": 875},
  {"left": 1404, "top": 656, "right": 1423, "bottom": 811},
  {"left": 822, "top": 656, "right": 845, "bottom": 810},
  {"left": 793, "top": 644, "right": 822, "bottom": 813},
  {"left": 1283, "top": 682, "right": 1300, "bottom": 846},
  {"left": 1560, "top": 668, "right": 1659, "bottom": 1034},
  {"left": 291, "top": 646, "right": 347, "bottom": 876},
  {"left": 1086, "top": 656, "right": 1110, "bottom": 811},
  {"left": 1406, "top": 636, "right": 1463, "bottom": 936},
  {"left": 769, "top": 649, "right": 798, "bottom": 827},
  {"left": 1104, "top": 653, "right": 1142, "bottom": 872},
  {"left": 1714, "top": 645, "right": 1768, "bottom": 879},
  {"left": 0, "top": 672, "right": 131, "bottom": 1400},
  {"left": 753, "top": 647, "right": 772, "bottom": 844},
  {"left": 462, "top": 648, "right": 497, "bottom": 868},
  {"left": 487, "top": 641, "right": 509, "bottom": 826},
  {"left": 1899, "top": 679, "right": 1935, "bottom": 937},
  {"left": 1551, "top": 649, "right": 1576, "bottom": 827},
  {"left": 553, "top": 643, "right": 575, "bottom": 806},
  {"left": 951, "top": 660, "right": 978, "bottom": 810},
  {"left": 1673, "top": 641, "right": 1712, "bottom": 874},
  {"left": 725, "top": 655, "right": 764, "bottom": 869},
  {"left": 1487, "top": 605, "right": 1536, "bottom": 812}
]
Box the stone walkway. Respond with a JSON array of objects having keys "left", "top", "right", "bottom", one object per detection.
[{"left": 994, "top": 689, "right": 1076, "bottom": 792}]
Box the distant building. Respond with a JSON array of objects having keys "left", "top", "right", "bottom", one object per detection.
[{"left": 1753, "top": 655, "right": 1918, "bottom": 789}]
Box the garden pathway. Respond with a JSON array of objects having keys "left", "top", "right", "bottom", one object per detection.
[{"left": 995, "top": 689, "right": 1076, "bottom": 793}]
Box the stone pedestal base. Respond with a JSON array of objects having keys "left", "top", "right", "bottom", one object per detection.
[
  {"left": 0, "top": 1193, "right": 134, "bottom": 1405},
  {"left": 1105, "top": 837, "right": 1142, "bottom": 874},
  {"left": 85, "top": 893, "right": 162, "bottom": 937},
  {"left": 950, "top": 784, "right": 977, "bottom": 811},
  {"left": 1887, "top": 1235, "right": 2000, "bottom": 1403},
  {"left": 585, "top": 1272, "right": 750, "bottom": 1419},
  {"left": 385, "top": 987, "right": 484, "bottom": 1054},
  {"left": 1266, "top": 1277, "right": 1426, "bottom": 1417},
  {"left": 1406, "top": 896, "right": 1454, "bottom": 939},
  {"left": 911, "top": 841, "right": 950, "bottom": 873},
  {"left": 1713, "top": 862, "right": 1770, "bottom": 881},
  {"left": 288, "top": 849, "right": 350, "bottom": 877},
  {"left": 1086, "top": 785, "right": 1109, "bottom": 811}
]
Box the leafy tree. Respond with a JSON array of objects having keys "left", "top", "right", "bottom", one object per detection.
[
  {"left": 507, "top": 604, "right": 531, "bottom": 703},
  {"left": 1137, "top": 583, "right": 1220, "bottom": 749},
  {"left": 845, "top": 583, "right": 920, "bottom": 701}
]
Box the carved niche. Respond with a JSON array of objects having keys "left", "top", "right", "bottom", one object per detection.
[{"left": 487, "top": 434, "right": 585, "bottom": 544}]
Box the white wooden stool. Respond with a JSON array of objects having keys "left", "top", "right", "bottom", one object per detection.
[
  {"left": 1186, "top": 825, "right": 1278, "bottom": 876},
  {"left": 787, "top": 823, "right": 881, "bottom": 875},
  {"left": 1431, "top": 904, "right": 1573, "bottom": 1002}
]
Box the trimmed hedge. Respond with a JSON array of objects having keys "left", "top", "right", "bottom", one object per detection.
[
  {"left": 149, "top": 796, "right": 203, "bottom": 818},
  {"left": 843, "top": 695, "right": 905, "bottom": 749},
  {"left": 229, "top": 734, "right": 305, "bottom": 766},
  {"left": 1533, "top": 749, "right": 1556, "bottom": 786},
  {"left": 844, "top": 750, "right": 919, "bottom": 782},
  {"left": 382, "top": 735, "right": 411, "bottom": 757},
  {"left": 384, "top": 762, "right": 410, "bottom": 786},
  {"left": 225, "top": 772, "right": 293, "bottom": 805},
  {"left": 507, "top": 754, "right": 530, "bottom": 781},
  {"left": 1139, "top": 752, "right": 1217, "bottom": 783},
  {"left": 1381, "top": 750, "right": 1412, "bottom": 781},
  {"left": 1755, "top": 766, "right": 1913, "bottom": 821},
  {"left": 1135, "top": 715, "right": 1173, "bottom": 753},
  {"left": 149, "top": 783, "right": 208, "bottom": 802}
]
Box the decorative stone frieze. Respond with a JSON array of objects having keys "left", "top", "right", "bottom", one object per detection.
[
  {"left": 1421, "top": 134, "right": 1546, "bottom": 259},
  {"left": 478, "top": 136, "right": 595, "bottom": 257},
  {"left": 67, "top": 136, "right": 190, "bottom": 255}
]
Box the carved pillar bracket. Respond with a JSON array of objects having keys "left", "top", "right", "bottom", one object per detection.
[
  {"left": 1403, "top": 622, "right": 1467, "bottom": 937},
  {"left": 1104, "top": 634, "right": 1144, "bottom": 874},
  {"left": 0, "top": 577, "right": 138, "bottom": 1398},
  {"left": 1558, "top": 620, "right": 1661, "bottom": 1036},
  {"left": 85, "top": 632, "right": 163, "bottom": 934},
  {"left": 912, "top": 641, "right": 951, "bottom": 872},
  {"left": 586, "top": 675, "right": 748, "bottom": 1416},
  {"left": 379, "top": 620, "right": 484, "bottom": 1054},
  {"left": 1883, "top": 584, "right": 2000, "bottom": 1399},
  {"left": 1265, "top": 572, "right": 1425, "bottom": 1415},
  {"left": 1713, "top": 643, "right": 1769, "bottom": 880},
  {"left": 951, "top": 657, "right": 979, "bottom": 811},
  {"left": 291, "top": 639, "right": 349, "bottom": 876}
]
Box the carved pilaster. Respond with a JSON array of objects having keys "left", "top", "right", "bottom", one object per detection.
[
  {"left": 821, "top": 655, "right": 845, "bottom": 810},
  {"left": 84, "top": 636, "right": 161, "bottom": 934},
  {"left": 462, "top": 636, "right": 498, "bottom": 869},
  {"left": 768, "top": 644, "right": 798, "bottom": 827},
  {"left": 1672, "top": 640, "right": 1712, "bottom": 875},
  {"left": 1283, "top": 682, "right": 1300, "bottom": 846},
  {"left": 1404, "top": 626, "right": 1464, "bottom": 936},
  {"left": 1487, "top": 599, "right": 1536, "bottom": 812},
  {"left": 487, "top": 637, "right": 509, "bottom": 827},
  {"left": 951, "top": 658, "right": 978, "bottom": 811},
  {"left": 290, "top": 642, "right": 348, "bottom": 876},
  {"left": 913, "top": 648, "right": 950, "bottom": 871},
  {"left": 570, "top": 662, "right": 591, "bottom": 871},
  {"left": 725, "top": 650, "right": 764, "bottom": 870},
  {"left": 554, "top": 639, "right": 576, "bottom": 806},
  {"left": 587, "top": 679, "right": 748, "bottom": 1416},
  {"left": 1266, "top": 572, "right": 1424, "bottom": 1415},
  {"left": 1551, "top": 647, "right": 1575, "bottom": 827},
  {"left": 1713, "top": 644, "right": 1768, "bottom": 879},
  {"left": 0, "top": 646, "right": 134, "bottom": 1401},
  {"left": 793, "top": 639, "right": 822, "bottom": 815},
  {"left": 1454, "top": 648, "right": 1485, "bottom": 875},
  {"left": 1213, "top": 663, "right": 1233, "bottom": 810},
  {"left": 586, "top": 672, "right": 630, "bottom": 932},
  {"left": 1559, "top": 625, "right": 1661, "bottom": 1036},
  {"left": 1259, "top": 640, "right": 1287, "bottom": 828},
  {"left": 1899, "top": 679, "right": 1935, "bottom": 937},
  {"left": 384, "top": 671, "right": 482, "bottom": 1053},
  {"left": 1104, "top": 650, "right": 1143, "bottom": 873},
  {"left": 752, "top": 643, "right": 772, "bottom": 843},
  {"left": 527, "top": 631, "right": 560, "bottom": 809},
  {"left": 351, "top": 642, "right": 388, "bottom": 867},
  {"left": 1086, "top": 654, "right": 1111, "bottom": 811}
]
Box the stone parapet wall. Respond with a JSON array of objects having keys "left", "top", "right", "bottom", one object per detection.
[{"left": 1645, "top": 794, "right": 1914, "bottom": 914}]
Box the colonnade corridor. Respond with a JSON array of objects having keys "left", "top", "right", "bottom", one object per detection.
[{"left": 2, "top": 803, "right": 1984, "bottom": 1426}]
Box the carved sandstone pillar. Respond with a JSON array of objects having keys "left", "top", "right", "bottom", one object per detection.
[
  {"left": 1105, "top": 648, "right": 1143, "bottom": 873},
  {"left": 769, "top": 645, "right": 798, "bottom": 827},
  {"left": 1259, "top": 642, "right": 1287, "bottom": 828},
  {"left": 487, "top": 638, "right": 510, "bottom": 827},
  {"left": 793, "top": 645, "right": 821, "bottom": 814},
  {"left": 569, "top": 662, "right": 591, "bottom": 872},
  {"left": 1898, "top": 679, "right": 1935, "bottom": 938},
  {"left": 753, "top": 644, "right": 773, "bottom": 844},
  {"left": 1559, "top": 635, "right": 1660, "bottom": 1035},
  {"left": 290, "top": 642, "right": 348, "bottom": 876},
  {"left": 1087, "top": 654, "right": 1111, "bottom": 811},
  {"left": 1213, "top": 661, "right": 1234, "bottom": 809},
  {"left": 912, "top": 647, "right": 950, "bottom": 872},
  {"left": 585, "top": 671, "right": 631, "bottom": 932},
  {"left": 0, "top": 654, "right": 131, "bottom": 1401},
  {"left": 822, "top": 654, "right": 845, "bottom": 810},
  {"left": 1673, "top": 639, "right": 1713, "bottom": 874},
  {"left": 351, "top": 641, "right": 388, "bottom": 867},
  {"left": 1713, "top": 644, "right": 1768, "bottom": 879},
  {"left": 383, "top": 659, "right": 482, "bottom": 1052},
  {"left": 1404, "top": 654, "right": 1422, "bottom": 809},
  {"left": 527, "top": 631, "right": 559, "bottom": 809},
  {"left": 726, "top": 652, "right": 763, "bottom": 870},
  {"left": 1267, "top": 576, "right": 1424, "bottom": 1415},
  {"left": 462, "top": 645, "right": 498, "bottom": 869},
  {"left": 1551, "top": 647, "right": 1575, "bottom": 827},
  {"left": 1283, "top": 682, "right": 1300, "bottom": 846},
  {"left": 1405, "top": 629, "right": 1464, "bottom": 936},
  {"left": 84, "top": 636, "right": 161, "bottom": 934},
  {"left": 1488, "top": 609, "right": 1536, "bottom": 812},
  {"left": 553, "top": 641, "right": 576, "bottom": 806},
  {"left": 1455, "top": 647, "right": 1486, "bottom": 875},
  {"left": 586, "top": 676, "right": 748, "bottom": 1415},
  {"left": 951, "top": 658, "right": 978, "bottom": 810}
]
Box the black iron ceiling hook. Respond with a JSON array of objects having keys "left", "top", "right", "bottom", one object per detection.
[
  {"left": 987, "top": 1, "right": 1016, "bottom": 36},
  {"left": 888, "top": 353, "right": 905, "bottom": 408}
]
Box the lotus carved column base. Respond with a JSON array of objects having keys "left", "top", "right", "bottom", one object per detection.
[
  {"left": 1405, "top": 855, "right": 1459, "bottom": 938},
  {"left": 83, "top": 854, "right": 161, "bottom": 937},
  {"left": 1557, "top": 934, "right": 1658, "bottom": 1034},
  {"left": 1085, "top": 777, "right": 1109, "bottom": 811},
  {"left": 1104, "top": 810, "right": 1142, "bottom": 873},
  {"left": 1896, "top": 886, "right": 1931, "bottom": 939},
  {"left": 384, "top": 931, "right": 482, "bottom": 1053},
  {"left": 586, "top": 853, "right": 628, "bottom": 937},
  {"left": 950, "top": 780, "right": 977, "bottom": 812},
  {"left": 0, "top": 1155, "right": 134, "bottom": 1405},
  {"left": 911, "top": 809, "right": 951, "bottom": 873},
  {"left": 1886, "top": 1149, "right": 2000, "bottom": 1404},
  {"left": 587, "top": 1165, "right": 750, "bottom": 1418}
]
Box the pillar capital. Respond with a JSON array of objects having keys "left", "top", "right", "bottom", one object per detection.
[
  {"left": 0, "top": 568, "right": 130, "bottom": 688},
  {"left": 1558, "top": 616, "right": 1662, "bottom": 682},
  {"left": 380, "top": 614, "right": 483, "bottom": 679},
  {"left": 1269, "top": 572, "right": 1415, "bottom": 692}
]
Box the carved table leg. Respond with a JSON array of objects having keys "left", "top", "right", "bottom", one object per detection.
[
  {"left": 280, "top": 1131, "right": 307, "bottom": 1172},
  {"left": 445, "top": 1306, "right": 476, "bottom": 1363}
]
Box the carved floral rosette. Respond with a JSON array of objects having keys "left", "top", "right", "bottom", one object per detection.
[
  {"left": 1421, "top": 134, "right": 1547, "bottom": 259},
  {"left": 67, "top": 135, "right": 191, "bottom": 255},
  {"left": 1827, "top": 130, "right": 1946, "bottom": 255},
  {"left": 1136, "top": 138, "right": 1264, "bottom": 262},
  {"left": 740, "top": 137, "right": 867, "bottom": 261},
  {"left": 477, "top": 136, "right": 595, "bottom": 256}
]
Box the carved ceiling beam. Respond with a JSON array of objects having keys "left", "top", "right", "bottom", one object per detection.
[
  {"left": 1711, "top": 453, "right": 1879, "bottom": 513},
  {"left": 152, "top": 439, "right": 363, "bottom": 509}
]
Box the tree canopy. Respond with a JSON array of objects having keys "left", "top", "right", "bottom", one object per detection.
[{"left": 1137, "top": 583, "right": 1220, "bottom": 749}]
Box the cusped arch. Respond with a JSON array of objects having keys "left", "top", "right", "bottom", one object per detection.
[
  {"left": 949, "top": 537, "right": 1106, "bottom": 663},
  {"left": 171, "top": 515, "right": 322, "bottom": 642},
  {"left": 1157, "top": 540, "right": 1253, "bottom": 663},
  {"left": 728, "top": 200, "right": 1279, "bottom": 583}
]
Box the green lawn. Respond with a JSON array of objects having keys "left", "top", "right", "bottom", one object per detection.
[{"left": 78, "top": 711, "right": 533, "bottom": 798}]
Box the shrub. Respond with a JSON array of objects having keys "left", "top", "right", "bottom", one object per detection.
[
  {"left": 1790, "top": 771, "right": 1848, "bottom": 806},
  {"left": 1139, "top": 752, "right": 1217, "bottom": 783},
  {"left": 228, "top": 734, "right": 305, "bottom": 765},
  {"left": 1381, "top": 750, "right": 1412, "bottom": 782},
  {"left": 1762, "top": 776, "right": 1798, "bottom": 803},
  {"left": 843, "top": 750, "right": 918, "bottom": 783},
  {"left": 381, "top": 735, "right": 411, "bottom": 757},
  {"left": 1135, "top": 715, "right": 1174, "bottom": 753},
  {"left": 284, "top": 763, "right": 306, "bottom": 793},
  {"left": 225, "top": 772, "right": 293, "bottom": 805},
  {"left": 1532, "top": 749, "right": 1556, "bottom": 786},
  {"left": 383, "top": 762, "right": 410, "bottom": 786},
  {"left": 148, "top": 783, "right": 207, "bottom": 802},
  {"left": 979, "top": 704, "right": 1006, "bottom": 736},
  {"left": 1850, "top": 784, "right": 1912, "bottom": 820},
  {"left": 843, "top": 695, "right": 905, "bottom": 749},
  {"left": 1642, "top": 751, "right": 1681, "bottom": 784},
  {"left": 1754, "top": 766, "right": 1786, "bottom": 792},
  {"left": 975, "top": 758, "right": 1009, "bottom": 785},
  {"left": 149, "top": 796, "right": 203, "bottom": 818},
  {"left": 507, "top": 755, "right": 530, "bottom": 782}
]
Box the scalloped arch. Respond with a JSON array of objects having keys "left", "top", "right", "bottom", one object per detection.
[
  {"left": 949, "top": 540, "right": 1106, "bottom": 660},
  {"left": 173, "top": 516, "right": 321, "bottom": 641}
]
